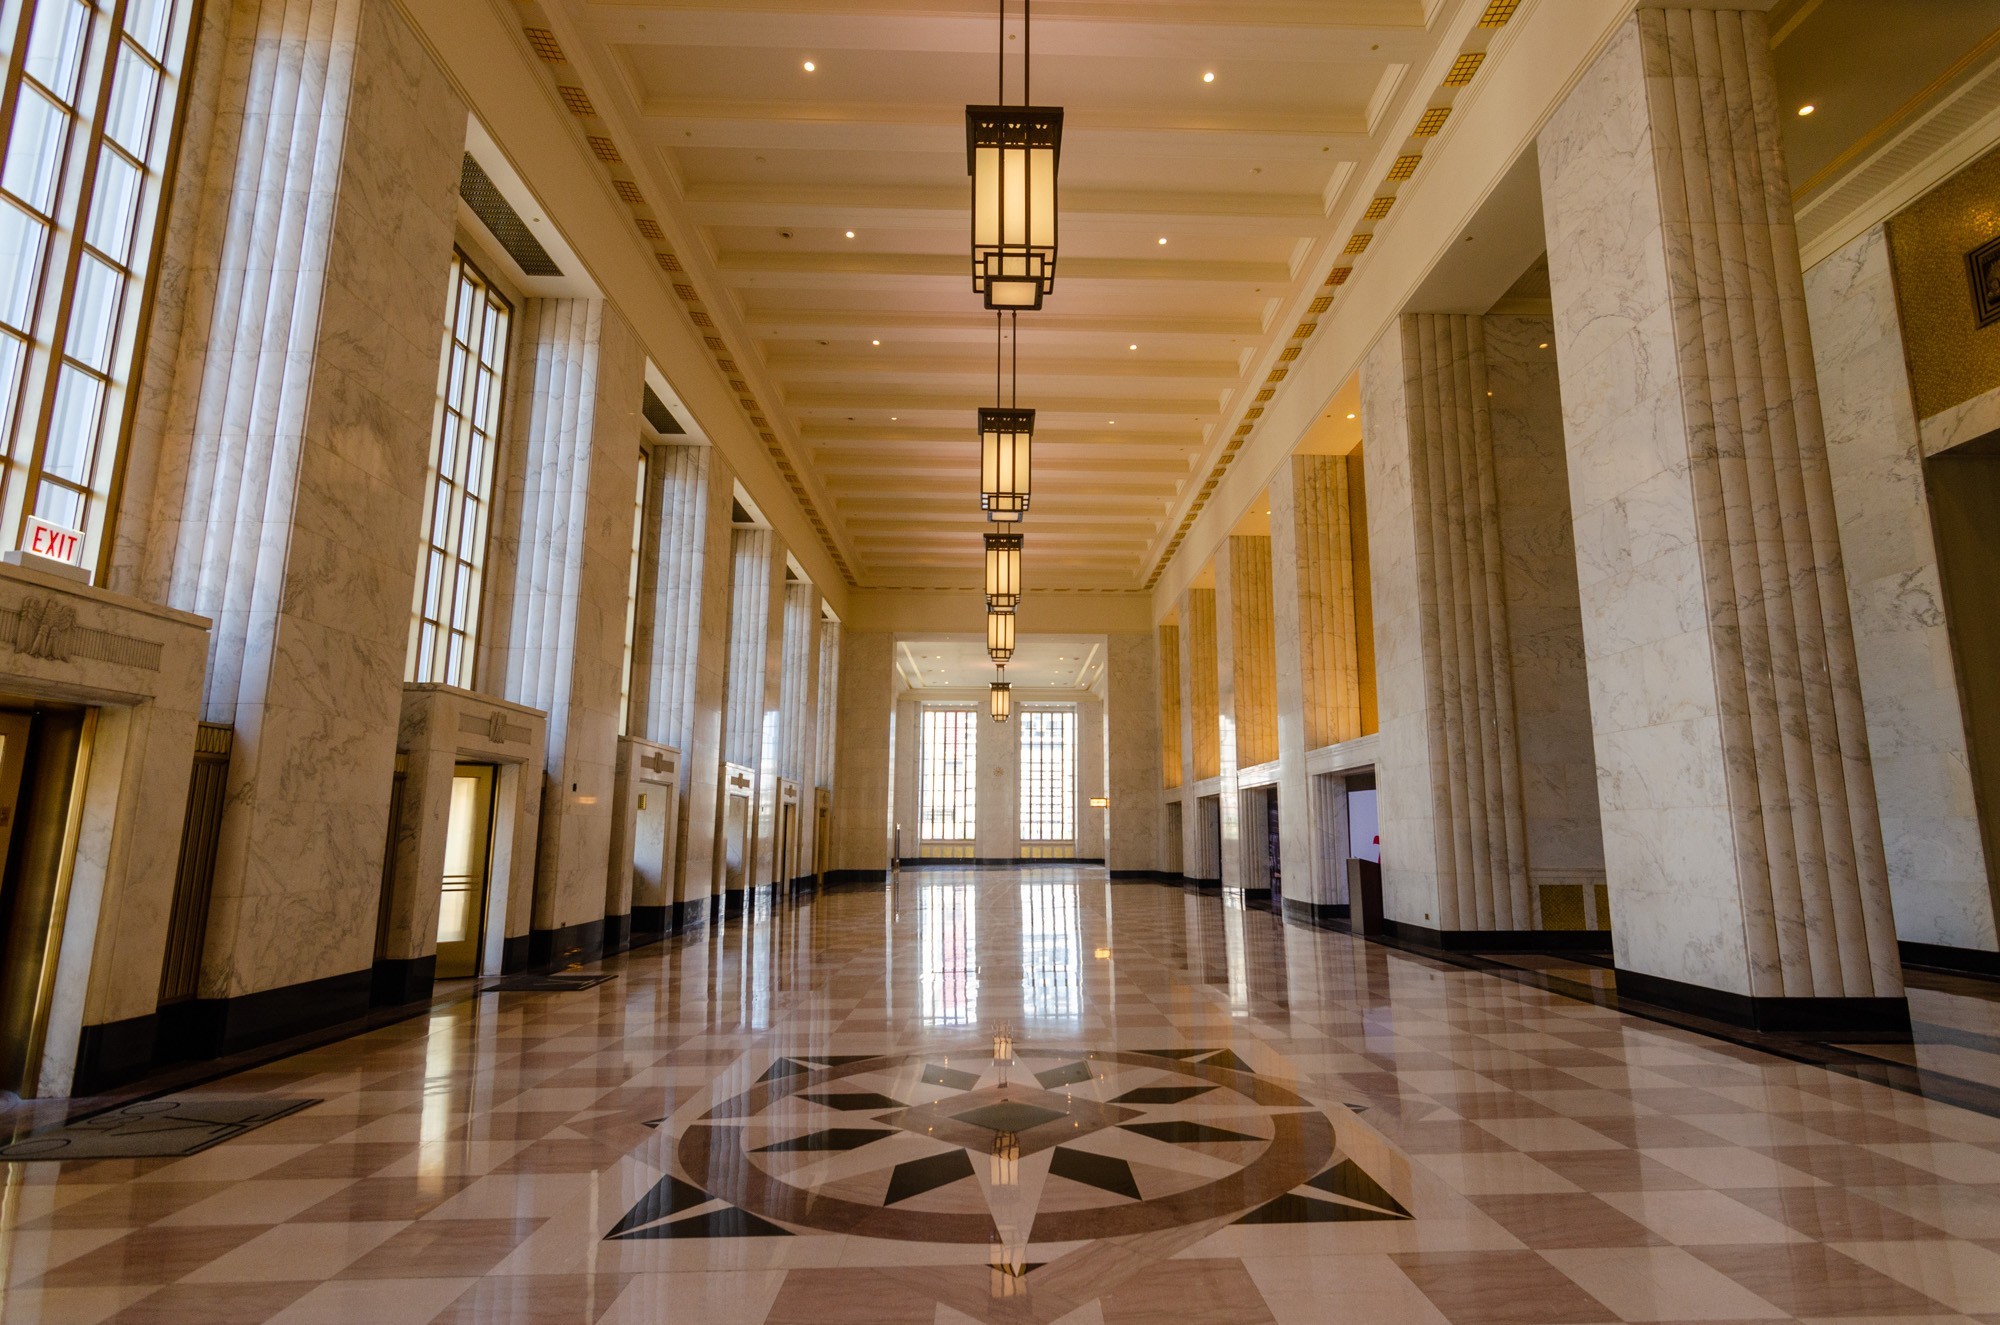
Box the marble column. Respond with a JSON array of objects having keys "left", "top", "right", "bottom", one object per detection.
[
  {"left": 1077, "top": 694, "right": 1107, "bottom": 861},
  {"left": 140, "top": 0, "right": 464, "bottom": 1025},
  {"left": 777, "top": 580, "right": 822, "bottom": 885},
  {"left": 635, "top": 443, "right": 733, "bottom": 925},
  {"left": 725, "top": 528, "right": 788, "bottom": 900},
  {"left": 815, "top": 620, "right": 842, "bottom": 791},
  {"left": 1271, "top": 455, "right": 1367, "bottom": 909},
  {"left": 1216, "top": 536, "right": 1277, "bottom": 892},
  {"left": 1540, "top": 7, "right": 1903, "bottom": 1016},
  {"left": 1157, "top": 623, "right": 1183, "bottom": 793},
  {"left": 489, "top": 299, "right": 644, "bottom": 961},
  {"left": 831, "top": 631, "right": 894, "bottom": 875},
  {"left": 1105, "top": 632, "right": 1161, "bottom": 875},
  {"left": 1804, "top": 225, "right": 1996, "bottom": 957},
  {"left": 1362, "top": 315, "right": 1533, "bottom": 935},
  {"left": 1177, "top": 588, "right": 1221, "bottom": 883}
]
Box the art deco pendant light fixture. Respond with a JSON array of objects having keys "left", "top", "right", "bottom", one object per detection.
[
  {"left": 984, "top": 531, "right": 1023, "bottom": 613},
  {"left": 967, "top": 0, "right": 1062, "bottom": 310},
  {"left": 987, "top": 608, "right": 1016, "bottom": 663},
  {"left": 981, "top": 312, "right": 1033, "bottom": 521},
  {"left": 990, "top": 668, "right": 1013, "bottom": 723}
]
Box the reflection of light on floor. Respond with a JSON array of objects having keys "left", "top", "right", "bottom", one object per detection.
[
  {"left": 419, "top": 1012, "right": 462, "bottom": 1188},
  {"left": 1223, "top": 891, "right": 1250, "bottom": 1014},
  {"left": 1020, "top": 882, "right": 1081, "bottom": 1021},
  {"left": 919, "top": 883, "right": 978, "bottom": 1025}
]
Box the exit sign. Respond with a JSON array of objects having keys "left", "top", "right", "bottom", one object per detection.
[{"left": 23, "top": 515, "right": 83, "bottom": 567}]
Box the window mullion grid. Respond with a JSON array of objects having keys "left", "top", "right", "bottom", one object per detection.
[{"left": 14, "top": 0, "right": 129, "bottom": 551}]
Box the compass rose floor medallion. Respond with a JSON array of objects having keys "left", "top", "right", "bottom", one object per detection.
[{"left": 607, "top": 1045, "right": 1411, "bottom": 1323}]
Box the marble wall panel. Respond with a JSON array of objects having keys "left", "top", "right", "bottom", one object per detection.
[
  {"left": 1106, "top": 631, "right": 1161, "bottom": 873},
  {"left": 488, "top": 299, "right": 645, "bottom": 936},
  {"left": 1225, "top": 537, "right": 1280, "bottom": 770},
  {"left": 814, "top": 622, "right": 841, "bottom": 791},
  {"left": 1157, "top": 624, "right": 1182, "bottom": 791},
  {"left": 1540, "top": 7, "right": 1901, "bottom": 1000},
  {"left": 1178, "top": 589, "right": 1221, "bottom": 879},
  {"left": 832, "top": 630, "right": 893, "bottom": 872},
  {"left": 778, "top": 582, "right": 821, "bottom": 880},
  {"left": 140, "top": 0, "right": 466, "bottom": 997},
  {"left": 1804, "top": 225, "right": 1996, "bottom": 954}
]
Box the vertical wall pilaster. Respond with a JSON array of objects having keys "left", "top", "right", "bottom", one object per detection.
[
  {"left": 815, "top": 621, "right": 842, "bottom": 792},
  {"left": 1271, "top": 454, "right": 1367, "bottom": 909},
  {"left": 1216, "top": 537, "right": 1276, "bottom": 891},
  {"left": 146, "top": 0, "right": 466, "bottom": 1006},
  {"left": 1106, "top": 632, "right": 1161, "bottom": 874},
  {"left": 832, "top": 631, "right": 894, "bottom": 875},
  {"left": 724, "top": 528, "right": 788, "bottom": 895},
  {"left": 1540, "top": 7, "right": 1902, "bottom": 1010},
  {"left": 1177, "top": 588, "right": 1221, "bottom": 881},
  {"left": 778, "top": 580, "right": 822, "bottom": 882},
  {"left": 491, "top": 299, "right": 644, "bottom": 955}
]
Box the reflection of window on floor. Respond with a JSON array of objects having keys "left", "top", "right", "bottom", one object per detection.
[
  {"left": 919, "top": 704, "right": 977, "bottom": 859},
  {"left": 1019, "top": 705, "right": 1076, "bottom": 859},
  {"left": 919, "top": 883, "right": 978, "bottom": 1025},
  {"left": 1020, "top": 882, "right": 1080, "bottom": 1021}
]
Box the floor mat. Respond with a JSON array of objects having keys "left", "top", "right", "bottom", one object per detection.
[{"left": 0, "top": 1097, "right": 317, "bottom": 1160}]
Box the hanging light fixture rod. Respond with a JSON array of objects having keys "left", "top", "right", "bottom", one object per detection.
[{"left": 968, "top": 0, "right": 1062, "bottom": 311}]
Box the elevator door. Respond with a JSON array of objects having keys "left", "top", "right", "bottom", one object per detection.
[
  {"left": 0, "top": 708, "right": 79, "bottom": 1096},
  {"left": 435, "top": 763, "right": 497, "bottom": 979}
]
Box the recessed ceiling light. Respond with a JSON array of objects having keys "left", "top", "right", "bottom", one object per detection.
[
  {"left": 1129, "top": 344, "right": 1138, "bottom": 351},
  {"left": 1203, "top": 71, "right": 1215, "bottom": 83},
  {"left": 872, "top": 339, "right": 880, "bottom": 345},
  {"left": 1539, "top": 342, "right": 1549, "bottom": 349},
  {"left": 845, "top": 230, "right": 856, "bottom": 238},
  {"left": 803, "top": 59, "right": 816, "bottom": 71},
  {"left": 1346, "top": 412, "right": 1356, "bottom": 420},
  {"left": 1157, "top": 236, "right": 1168, "bottom": 245},
  {"left": 1797, "top": 103, "right": 1815, "bottom": 116}
]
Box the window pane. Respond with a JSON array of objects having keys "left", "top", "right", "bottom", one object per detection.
[
  {"left": 104, "top": 44, "right": 162, "bottom": 161},
  {"left": 0, "top": 332, "right": 26, "bottom": 451},
  {"left": 123, "top": 0, "right": 175, "bottom": 59},
  {"left": 24, "top": 0, "right": 91, "bottom": 104},
  {"left": 4, "top": 88, "right": 73, "bottom": 214},
  {"left": 32, "top": 480, "right": 82, "bottom": 529},
  {"left": 85, "top": 148, "right": 142, "bottom": 264},
  {"left": 64, "top": 253, "right": 123, "bottom": 372},
  {"left": 42, "top": 366, "right": 104, "bottom": 481},
  {"left": 0, "top": 203, "right": 49, "bottom": 330}
]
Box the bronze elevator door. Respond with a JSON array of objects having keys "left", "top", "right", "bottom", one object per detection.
[{"left": 434, "top": 763, "right": 497, "bottom": 980}]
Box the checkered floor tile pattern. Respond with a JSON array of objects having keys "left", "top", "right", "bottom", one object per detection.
[{"left": 4, "top": 867, "right": 2000, "bottom": 1323}]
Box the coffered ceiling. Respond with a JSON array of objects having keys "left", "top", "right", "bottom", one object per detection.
[{"left": 525, "top": 0, "right": 1468, "bottom": 590}]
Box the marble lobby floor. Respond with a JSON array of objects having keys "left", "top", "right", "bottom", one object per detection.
[{"left": 5, "top": 868, "right": 2000, "bottom": 1324}]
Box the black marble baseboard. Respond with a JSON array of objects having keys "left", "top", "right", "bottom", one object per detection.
[
  {"left": 602, "top": 913, "right": 631, "bottom": 955},
  {"left": 1282, "top": 898, "right": 1350, "bottom": 929},
  {"left": 632, "top": 904, "right": 670, "bottom": 941},
  {"left": 1109, "top": 869, "right": 1181, "bottom": 885},
  {"left": 1900, "top": 939, "right": 2000, "bottom": 979},
  {"left": 529, "top": 918, "right": 606, "bottom": 971},
  {"left": 369, "top": 955, "right": 436, "bottom": 1008},
  {"left": 823, "top": 869, "right": 888, "bottom": 887},
  {"left": 1181, "top": 876, "right": 1222, "bottom": 893},
  {"left": 500, "top": 933, "right": 534, "bottom": 974},
  {"left": 1615, "top": 967, "right": 1912, "bottom": 1033},
  {"left": 154, "top": 967, "right": 374, "bottom": 1063},
  {"left": 71, "top": 1014, "right": 160, "bottom": 1095},
  {"left": 1383, "top": 920, "right": 1614, "bottom": 953}
]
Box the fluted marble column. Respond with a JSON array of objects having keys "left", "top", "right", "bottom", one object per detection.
[
  {"left": 1271, "top": 454, "right": 1368, "bottom": 909},
  {"left": 490, "top": 299, "right": 644, "bottom": 960},
  {"left": 1157, "top": 623, "right": 1183, "bottom": 793},
  {"left": 777, "top": 580, "right": 822, "bottom": 884},
  {"left": 632, "top": 443, "right": 733, "bottom": 925},
  {"left": 1217, "top": 536, "right": 1277, "bottom": 892},
  {"left": 1540, "top": 6, "right": 1903, "bottom": 1018},
  {"left": 141, "top": 0, "right": 464, "bottom": 1018},
  {"left": 1362, "top": 314, "right": 1532, "bottom": 935},
  {"left": 831, "top": 630, "right": 892, "bottom": 875},
  {"left": 815, "top": 620, "right": 841, "bottom": 792},
  {"left": 724, "top": 528, "right": 788, "bottom": 900}
]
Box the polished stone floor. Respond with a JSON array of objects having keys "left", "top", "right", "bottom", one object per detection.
[{"left": 5, "top": 868, "right": 2000, "bottom": 1324}]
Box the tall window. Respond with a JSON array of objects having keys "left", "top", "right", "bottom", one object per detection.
[
  {"left": 1019, "top": 705, "right": 1076, "bottom": 846},
  {"left": 0, "top": 0, "right": 194, "bottom": 572},
  {"left": 918, "top": 705, "right": 977, "bottom": 846},
  {"left": 408, "top": 252, "right": 510, "bottom": 686},
  {"left": 618, "top": 446, "right": 648, "bottom": 735}
]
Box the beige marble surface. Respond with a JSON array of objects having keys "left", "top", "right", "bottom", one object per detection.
[
  {"left": 1540, "top": 7, "right": 1900, "bottom": 999},
  {"left": 1805, "top": 225, "right": 1996, "bottom": 954},
  {"left": 1105, "top": 631, "right": 1161, "bottom": 874},
  {"left": 831, "top": 630, "right": 894, "bottom": 873},
  {"left": 137, "top": 0, "right": 467, "bottom": 998}
]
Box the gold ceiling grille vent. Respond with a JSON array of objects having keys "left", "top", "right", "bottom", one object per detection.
[
  {"left": 558, "top": 86, "right": 595, "bottom": 116},
  {"left": 1256, "top": 388, "right": 1274, "bottom": 403},
  {"left": 524, "top": 27, "right": 564, "bottom": 61},
  {"left": 458, "top": 154, "right": 562, "bottom": 277},
  {"left": 1293, "top": 321, "right": 1317, "bottom": 339},
  {"left": 636, "top": 218, "right": 663, "bottom": 239},
  {"left": 1387, "top": 154, "right": 1422, "bottom": 181},
  {"left": 614, "top": 180, "right": 643, "bottom": 204},
  {"left": 1413, "top": 106, "right": 1451, "bottom": 136},
  {"left": 1444, "top": 52, "right": 1485, "bottom": 86},
  {"left": 1309, "top": 296, "right": 1332, "bottom": 314},
  {"left": 1343, "top": 234, "right": 1373, "bottom": 255},
  {"left": 1278, "top": 347, "right": 1300, "bottom": 363},
  {"left": 1364, "top": 197, "right": 1395, "bottom": 220},
  {"left": 588, "top": 136, "right": 621, "bottom": 163},
  {"left": 1327, "top": 267, "right": 1352, "bottom": 286},
  {"left": 1478, "top": 0, "right": 1520, "bottom": 27},
  {"left": 1267, "top": 366, "right": 1288, "bottom": 383}
]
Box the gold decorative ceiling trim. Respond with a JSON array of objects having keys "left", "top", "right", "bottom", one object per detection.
[
  {"left": 509, "top": 4, "right": 856, "bottom": 586},
  {"left": 1143, "top": 0, "right": 1520, "bottom": 590}
]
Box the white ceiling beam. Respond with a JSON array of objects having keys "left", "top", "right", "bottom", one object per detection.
[
  {"left": 716, "top": 250, "right": 1292, "bottom": 286},
  {"left": 744, "top": 307, "right": 1263, "bottom": 338},
  {"left": 686, "top": 182, "right": 1329, "bottom": 232}
]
